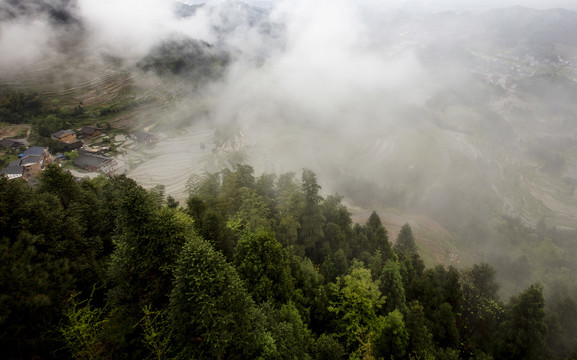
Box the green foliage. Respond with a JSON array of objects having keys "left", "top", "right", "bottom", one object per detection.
[
  {"left": 321, "top": 249, "right": 349, "bottom": 283},
  {"left": 275, "top": 172, "right": 304, "bottom": 248},
  {"left": 0, "top": 151, "right": 18, "bottom": 169},
  {"left": 328, "top": 265, "right": 385, "bottom": 352},
  {"left": 139, "top": 305, "right": 174, "bottom": 360},
  {"left": 65, "top": 150, "right": 80, "bottom": 162},
  {"left": 0, "top": 232, "right": 74, "bottom": 358},
  {"left": 97, "top": 100, "right": 139, "bottom": 117},
  {"left": 313, "top": 334, "right": 346, "bottom": 360},
  {"left": 366, "top": 211, "right": 393, "bottom": 261},
  {"left": 137, "top": 38, "right": 230, "bottom": 81},
  {"left": 458, "top": 263, "right": 503, "bottom": 356},
  {"left": 0, "top": 90, "right": 44, "bottom": 123},
  {"left": 105, "top": 176, "right": 193, "bottom": 356},
  {"left": 234, "top": 186, "right": 274, "bottom": 231},
  {"left": 405, "top": 301, "right": 435, "bottom": 360},
  {"left": 60, "top": 291, "right": 109, "bottom": 360},
  {"left": 546, "top": 296, "right": 577, "bottom": 359},
  {"left": 2, "top": 164, "right": 575, "bottom": 359},
  {"left": 234, "top": 230, "right": 295, "bottom": 305},
  {"left": 430, "top": 302, "right": 460, "bottom": 349},
  {"left": 0, "top": 167, "right": 114, "bottom": 358},
  {"left": 496, "top": 283, "right": 548, "bottom": 360},
  {"left": 299, "top": 168, "right": 325, "bottom": 260},
  {"left": 169, "top": 235, "right": 270, "bottom": 359},
  {"left": 320, "top": 195, "right": 353, "bottom": 257},
  {"left": 374, "top": 309, "right": 409, "bottom": 360},
  {"left": 261, "top": 302, "right": 314, "bottom": 360},
  {"left": 380, "top": 259, "right": 408, "bottom": 315},
  {"left": 394, "top": 223, "right": 417, "bottom": 255},
  {"left": 288, "top": 254, "right": 327, "bottom": 328}
]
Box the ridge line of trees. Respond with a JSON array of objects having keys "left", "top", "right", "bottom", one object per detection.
[{"left": 1, "top": 164, "right": 576, "bottom": 359}]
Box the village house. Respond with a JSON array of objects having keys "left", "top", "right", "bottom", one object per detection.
[
  {"left": 0, "top": 146, "right": 51, "bottom": 180},
  {"left": 0, "top": 138, "right": 24, "bottom": 151},
  {"left": 78, "top": 126, "right": 102, "bottom": 139},
  {"left": 51, "top": 129, "right": 77, "bottom": 144},
  {"left": 73, "top": 151, "right": 117, "bottom": 174},
  {"left": 57, "top": 140, "right": 84, "bottom": 152}
]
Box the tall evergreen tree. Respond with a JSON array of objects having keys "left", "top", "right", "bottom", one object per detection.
[
  {"left": 546, "top": 296, "right": 577, "bottom": 359},
  {"left": 458, "top": 263, "right": 502, "bottom": 358},
  {"left": 328, "top": 264, "right": 385, "bottom": 352},
  {"left": 373, "top": 309, "right": 409, "bottom": 360},
  {"left": 380, "top": 259, "right": 408, "bottom": 315},
  {"left": 394, "top": 223, "right": 417, "bottom": 256},
  {"left": 169, "top": 235, "right": 271, "bottom": 359},
  {"left": 366, "top": 211, "right": 393, "bottom": 261},
  {"left": 234, "top": 230, "right": 295, "bottom": 305},
  {"left": 261, "top": 302, "right": 314, "bottom": 360},
  {"left": 321, "top": 195, "right": 353, "bottom": 257},
  {"left": 276, "top": 172, "right": 304, "bottom": 249},
  {"left": 105, "top": 177, "right": 193, "bottom": 357},
  {"left": 313, "top": 334, "right": 346, "bottom": 360},
  {"left": 0, "top": 169, "right": 109, "bottom": 359},
  {"left": 299, "top": 169, "right": 325, "bottom": 260},
  {"left": 497, "top": 283, "right": 548, "bottom": 360},
  {"left": 405, "top": 300, "right": 435, "bottom": 360}
]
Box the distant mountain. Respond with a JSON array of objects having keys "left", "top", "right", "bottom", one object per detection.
[
  {"left": 137, "top": 37, "right": 230, "bottom": 80},
  {"left": 481, "top": 6, "right": 577, "bottom": 46},
  {"left": 0, "top": 0, "right": 79, "bottom": 25}
]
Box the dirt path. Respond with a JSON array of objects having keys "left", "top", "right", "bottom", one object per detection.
[{"left": 0, "top": 124, "right": 30, "bottom": 138}]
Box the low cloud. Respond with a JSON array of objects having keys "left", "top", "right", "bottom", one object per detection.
[
  {"left": 0, "top": 16, "right": 59, "bottom": 72},
  {"left": 75, "top": 0, "right": 215, "bottom": 60}
]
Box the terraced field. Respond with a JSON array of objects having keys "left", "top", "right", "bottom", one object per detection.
[
  {"left": 1, "top": 58, "right": 172, "bottom": 129},
  {"left": 1, "top": 57, "right": 219, "bottom": 201},
  {"left": 126, "top": 126, "right": 217, "bottom": 200},
  {"left": 3, "top": 48, "right": 576, "bottom": 275}
]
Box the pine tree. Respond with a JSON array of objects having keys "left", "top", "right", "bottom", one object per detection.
[
  {"left": 105, "top": 177, "right": 193, "bottom": 357},
  {"left": 328, "top": 265, "right": 385, "bottom": 352},
  {"left": 169, "top": 235, "right": 271, "bottom": 359},
  {"left": 458, "top": 263, "right": 502, "bottom": 357},
  {"left": 299, "top": 169, "right": 325, "bottom": 260},
  {"left": 394, "top": 223, "right": 417, "bottom": 256},
  {"left": 497, "top": 283, "right": 548, "bottom": 360},
  {"left": 380, "top": 259, "right": 408, "bottom": 315},
  {"left": 366, "top": 211, "right": 393, "bottom": 261},
  {"left": 234, "top": 230, "right": 295, "bottom": 305},
  {"left": 373, "top": 309, "right": 409, "bottom": 360}
]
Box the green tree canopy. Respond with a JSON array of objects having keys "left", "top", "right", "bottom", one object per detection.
[
  {"left": 328, "top": 264, "right": 385, "bottom": 352},
  {"left": 373, "top": 309, "right": 409, "bottom": 360},
  {"left": 497, "top": 283, "right": 548, "bottom": 360},
  {"left": 234, "top": 230, "right": 295, "bottom": 305},
  {"left": 169, "top": 235, "right": 271, "bottom": 359}
]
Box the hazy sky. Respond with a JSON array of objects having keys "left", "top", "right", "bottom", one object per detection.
[{"left": 180, "top": 0, "right": 577, "bottom": 12}]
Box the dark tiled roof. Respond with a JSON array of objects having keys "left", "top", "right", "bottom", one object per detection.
[
  {"left": 19, "top": 155, "right": 42, "bottom": 167},
  {"left": 59, "top": 140, "right": 84, "bottom": 152},
  {"left": 0, "top": 138, "right": 23, "bottom": 149},
  {"left": 0, "top": 164, "right": 24, "bottom": 177},
  {"left": 74, "top": 153, "right": 112, "bottom": 169},
  {"left": 21, "top": 146, "right": 46, "bottom": 157},
  {"left": 52, "top": 129, "right": 75, "bottom": 139}
]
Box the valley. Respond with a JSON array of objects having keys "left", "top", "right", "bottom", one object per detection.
[{"left": 2, "top": 1, "right": 577, "bottom": 297}]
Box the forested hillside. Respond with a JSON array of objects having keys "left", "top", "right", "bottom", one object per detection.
[{"left": 2, "top": 164, "right": 576, "bottom": 359}]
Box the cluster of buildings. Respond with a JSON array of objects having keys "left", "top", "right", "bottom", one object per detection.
[
  {"left": 51, "top": 126, "right": 102, "bottom": 151},
  {"left": 1, "top": 126, "right": 157, "bottom": 181},
  {"left": 0, "top": 146, "right": 51, "bottom": 180}
]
